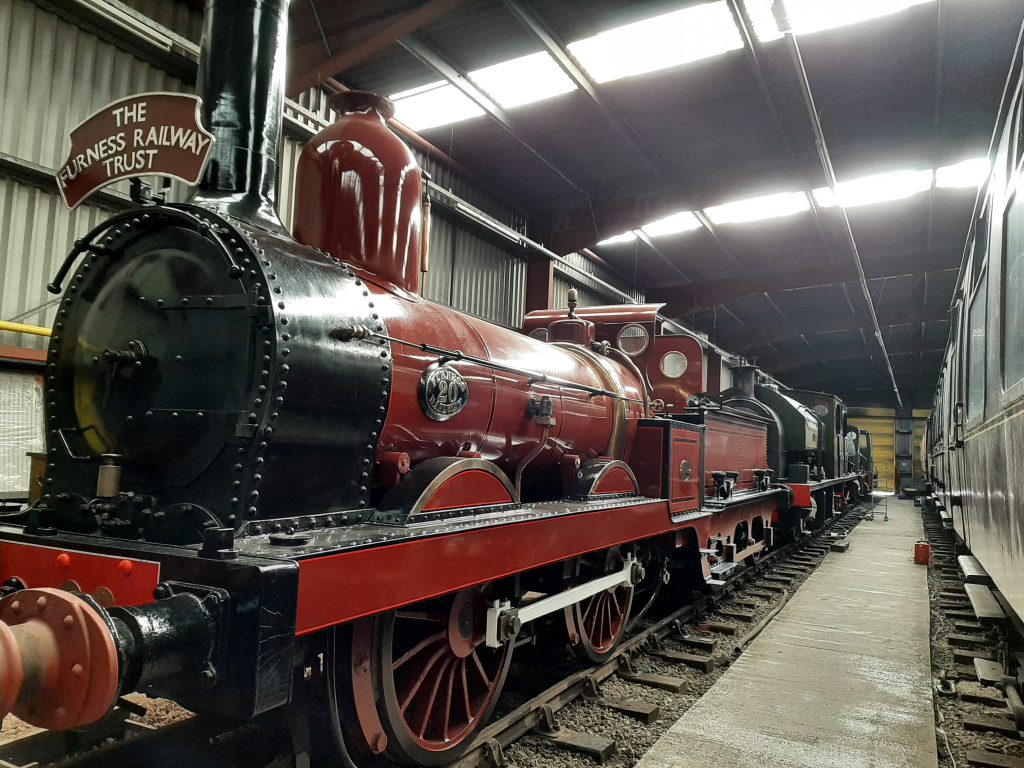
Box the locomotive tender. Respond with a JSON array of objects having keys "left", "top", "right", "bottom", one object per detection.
[{"left": 0, "top": 0, "right": 864, "bottom": 763}]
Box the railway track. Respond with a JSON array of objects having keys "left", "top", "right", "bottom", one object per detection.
[
  {"left": 0, "top": 506, "right": 865, "bottom": 768},
  {"left": 922, "top": 505, "right": 1024, "bottom": 768},
  {"left": 447, "top": 505, "right": 866, "bottom": 768}
]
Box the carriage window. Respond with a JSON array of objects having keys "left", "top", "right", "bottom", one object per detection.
[
  {"left": 967, "top": 278, "right": 987, "bottom": 420},
  {"left": 1004, "top": 191, "right": 1024, "bottom": 388},
  {"left": 1008, "top": 89, "right": 1024, "bottom": 179},
  {"left": 1016, "top": 93, "right": 1024, "bottom": 175}
]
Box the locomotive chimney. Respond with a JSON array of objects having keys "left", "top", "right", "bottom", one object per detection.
[
  {"left": 734, "top": 362, "right": 757, "bottom": 399},
  {"left": 191, "top": 0, "right": 289, "bottom": 234}
]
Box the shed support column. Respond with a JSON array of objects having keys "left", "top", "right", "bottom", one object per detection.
[{"left": 526, "top": 254, "right": 554, "bottom": 313}]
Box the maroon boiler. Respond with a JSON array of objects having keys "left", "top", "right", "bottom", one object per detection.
[{"left": 291, "top": 92, "right": 646, "bottom": 499}]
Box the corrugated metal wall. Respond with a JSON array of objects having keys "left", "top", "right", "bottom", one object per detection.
[
  {"left": 554, "top": 276, "right": 602, "bottom": 309},
  {"left": 120, "top": 0, "right": 202, "bottom": 42},
  {"left": 421, "top": 215, "right": 526, "bottom": 328},
  {"left": 0, "top": 177, "right": 110, "bottom": 348},
  {"left": 558, "top": 251, "right": 643, "bottom": 302},
  {"left": 0, "top": 0, "right": 187, "bottom": 179},
  {"left": 554, "top": 251, "right": 644, "bottom": 309},
  {"left": 0, "top": 0, "right": 191, "bottom": 347},
  {"left": 0, "top": 0, "right": 637, "bottom": 344}
]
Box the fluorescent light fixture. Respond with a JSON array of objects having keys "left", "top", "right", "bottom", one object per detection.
[
  {"left": 742, "top": 0, "right": 785, "bottom": 41},
  {"left": 813, "top": 168, "right": 933, "bottom": 208},
  {"left": 596, "top": 231, "right": 637, "bottom": 246},
  {"left": 641, "top": 211, "right": 702, "bottom": 237},
  {"left": 705, "top": 191, "right": 810, "bottom": 224},
  {"left": 390, "top": 81, "right": 485, "bottom": 131},
  {"left": 935, "top": 157, "right": 990, "bottom": 189},
  {"left": 744, "top": 0, "right": 935, "bottom": 42},
  {"left": 567, "top": 2, "right": 743, "bottom": 84},
  {"left": 469, "top": 51, "right": 576, "bottom": 109}
]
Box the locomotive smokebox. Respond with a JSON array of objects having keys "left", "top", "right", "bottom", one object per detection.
[
  {"left": 192, "top": 0, "right": 289, "bottom": 233},
  {"left": 293, "top": 91, "right": 425, "bottom": 295}
]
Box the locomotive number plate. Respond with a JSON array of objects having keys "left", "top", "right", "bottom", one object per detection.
[{"left": 420, "top": 364, "right": 469, "bottom": 421}]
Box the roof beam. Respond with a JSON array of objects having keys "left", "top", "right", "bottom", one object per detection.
[
  {"left": 635, "top": 231, "right": 698, "bottom": 284},
  {"left": 761, "top": 344, "right": 947, "bottom": 376},
  {"left": 650, "top": 248, "right": 960, "bottom": 316},
  {"left": 287, "top": 0, "right": 467, "bottom": 96},
  {"left": 715, "top": 306, "right": 952, "bottom": 352},
  {"left": 543, "top": 132, "right": 982, "bottom": 254},
  {"left": 290, "top": 1, "right": 421, "bottom": 50},
  {"left": 836, "top": 390, "right": 935, "bottom": 408},
  {"left": 398, "top": 33, "right": 593, "bottom": 194},
  {"left": 789, "top": 368, "right": 936, "bottom": 389},
  {"left": 499, "top": 0, "right": 670, "bottom": 185}
]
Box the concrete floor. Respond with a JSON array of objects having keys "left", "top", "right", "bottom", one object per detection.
[{"left": 635, "top": 497, "right": 937, "bottom": 768}]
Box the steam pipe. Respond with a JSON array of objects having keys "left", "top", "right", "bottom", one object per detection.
[
  {"left": 421, "top": 195, "right": 432, "bottom": 273},
  {"left": 607, "top": 347, "right": 652, "bottom": 417},
  {"left": 192, "top": 0, "right": 289, "bottom": 234},
  {"left": 514, "top": 425, "right": 549, "bottom": 500}
]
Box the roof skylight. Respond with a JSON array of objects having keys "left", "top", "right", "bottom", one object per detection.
[
  {"left": 641, "top": 211, "right": 702, "bottom": 237},
  {"left": 935, "top": 157, "right": 990, "bottom": 189},
  {"left": 567, "top": 2, "right": 743, "bottom": 84},
  {"left": 592, "top": 158, "right": 987, "bottom": 248},
  {"left": 744, "top": 0, "right": 935, "bottom": 43},
  {"left": 469, "top": 51, "right": 576, "bottom": 109},
  {"left": 391, "top": 1, "right": 943, "bottom": 131},
  {"left": 813, "top": 169, "right": 934, "bottom": 208},
  {"left": 596, "top": 231, "right": 638, "bottom": 246},
  {"left": 390, "top": 81, "right": 484, "bottom": 131},
  {"left": 705, "top": 191, "right": 810, "bottom": 224}
]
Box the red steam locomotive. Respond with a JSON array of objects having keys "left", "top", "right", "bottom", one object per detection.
[{"left": 0, "top": 1, "right": 864, "bottom": 764}]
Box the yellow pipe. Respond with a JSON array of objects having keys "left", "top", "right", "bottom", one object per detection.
[{"left": 0, "top": 320, "right": 51, "bottom": 338}]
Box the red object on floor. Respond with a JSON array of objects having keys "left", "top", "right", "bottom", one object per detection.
[{"left": 914, "top": 540, "right": 931, "bottom": 565}]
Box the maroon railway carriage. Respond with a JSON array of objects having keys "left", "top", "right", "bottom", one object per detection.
[{"left": 0, "top": 1, "right": 860, "bottom": 765}]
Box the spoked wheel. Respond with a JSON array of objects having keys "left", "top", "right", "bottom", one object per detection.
[
  {"left": 341, "top": 587, "right": 513, "bottom": 766},
  {"left": 564, "top": 548, "right": 634, "bottom": 663},
  {"left": 625, "top": 546, "right": 667, "bottom": 632}
]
